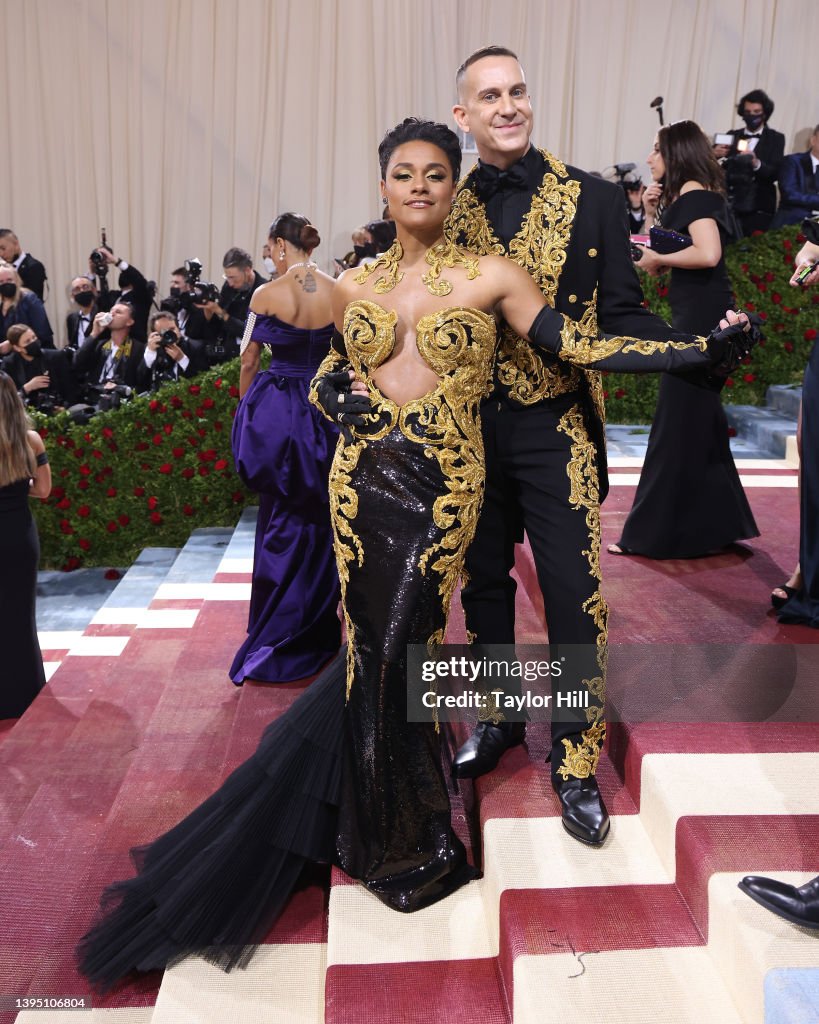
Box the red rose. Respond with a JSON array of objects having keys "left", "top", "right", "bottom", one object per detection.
[
  {"left": 172, "top": 447, "right": 185, "bottom": 458},
  {"left": 202, "top": 397, "right": 215, "bottom": 409},
  {"left": 106, "top": 521, "right": 118, "bottom": 533},
  {"left": 150, "top": 511, "right": 162, "bottom": 524},
  {"left": 134, "top": 486, "right": 145, "bottom": 497},
  {"left": 725, "top": 377, "right": 734, "bottom": 388},
  {"left": 783, "top": 239, "right": 793, "bottom": 250},
  {"left": 743, "top": 373, "right": 755, "bottom": 383},
  {"left": 170, "top": 395, "right": 183, "bottom": 408},
  {"left": 189, "top": 384, "right": 201, "bottom": 395},
  {"left": 78, "top": 538, "right": 91, "bottom": 551},
  {"left": 51, "top": 487, "right": 65, "bottom": 499},
  {"left": 214, "top": 378, "right": 223, "bottom": 389},
  {"left": 214, "top": 459, "right": 228, "bottom": 471},
  {"left": 197, "top": 428, "right": 207, "bottom": 438},
  {"left": 757, "top": 283, "right": 767, "bottom": 292},
  {"left": 77, "top": 505, "right": 91, "bottom": 518},
  {"left": 59, "top": 468, "right": 70, "bottom": 478},
  {"left": 181, "top": 467, "right": 195, "bottom": 479},
  {"left": 152, "top": 434, "right": 163, "bottom": 446},
  {"left": 213, "top": 421, "right": 223, "bottom": 432},
  {"left": 182, "top": 504, "right": 194, "bottom": 516},
  {"left": 83, "top": 432, "right": 92, "bottom": 442},
  {"left": 614, "top": 388, "right": 626, "bottom": 399},
  {"left": 229, "top": 385, "right": 240, "bottom": 398},
  {"left": 135, "top": 441, "right": 149, "bottom": 451},
  {"left": 102, "top": 427, "right": 114, "bottom": 438},
  {"left": 149, "top": 399, "right": 160, "bottom": 412},
  {"left": 118, "top": 514, "right": 130, "bottom": 526},
  {"left": 77, "top": 480, "right": 89, "bottom": 490},
  {"left": 805, "top": 328, "right": 818, "bottom": 341},
  {"left": 657, "top": 285, "right": 668, "bottom": 297},
  {"left": 159, "top": 463, "right": 172, "bottom": 474},
  {"left": 79, "top": 464, "right": 91, "bottom": 476},
  {"left": 163, "top": 423, "right": 173, "bottom": 435},
  {"left": 63, "top": 556, "right": 81, "bottom": 571},
  {"left": 771, "top": 292, "right": 782, "bottom": 304},
  {"left": 56, "top": 497, "right": 71, "bottom": 510},
  {"left": 602, "top": 390, "right": 609, "bottom": 399},
  {"left": 199, "top": 465, "right": 210, "bottom": 477},
  {"left": 757, "top": 311, "right": 767, "bottom": 320},
  {"left": 741, "top": 263, "right": 749, "bottom": 272},
  {"left": 92, "top": 449, "right": 103, "bottom": 459},
  {"left": 147, "top": 496, "right": 159, "bottom": 510},
  {"left": 765, "top": 271, "right": 775, "bottom": 282},
  {"left": 106, "top": 487, "right": 117, "bottom": 497},
  {"left": 784, "top": 341, "right": 794, "bottom": 352},
  {"left": 232, "top": 490, "right": 244, "bottom": 503},
  {"left": 744, "top": 302, "right": 755, "bottom": 311},
  {"left": 182, "top": 410, "right": 192, "bottom": 419},
  {"left": 60, "top": 519, "right": 74, "bottom": 534}
]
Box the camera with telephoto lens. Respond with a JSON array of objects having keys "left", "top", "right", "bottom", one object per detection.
[
  {"left": 157, "top": 328, "right": 179, "bottom": 349},
  {"left": 180, "top": 258, "right": 220, "bottom": 309},
  {"left": 27, "top": 389, "right": 58, "bottom": 416},
  {"left": 89, "top": 249, "right": 109, "bottom": 278}
]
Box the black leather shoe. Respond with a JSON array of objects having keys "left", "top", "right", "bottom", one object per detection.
[
  {"left": 553, "top": 775, "right": 610, "bottom": 845},
  {"left": 738, "top": 873, "right": 819, "bottom": 929},
  {"left": 451, "top": 721, "right": 525, "bottom": 779}
]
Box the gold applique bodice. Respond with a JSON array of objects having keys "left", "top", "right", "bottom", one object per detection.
[{"left": 341, "top": 299, "right": 496, "bottom": 443}]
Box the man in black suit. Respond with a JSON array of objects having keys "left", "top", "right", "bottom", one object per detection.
[
  {"left": 771, "top": 125, "right": 819, "bottom": 228},
  {"left": 65, "top": 276, "right": 101, "bottom": 350},
  {"left": 137, "top": 310, "right": 207, "bottom": 391},
  {"left": 3, "top": 323, "right": 78, "bottom": 411},
  {"left": 446, "top": 46, "right": 724, "bottom": 845},
  {"left": 75, "top": 301, "right": 146, "bottom": 395},
  {"left": 714, "top": 89, "right": 785, "bottom": 235},
  {"left": 196, "top": 248, "right": 266, "bottom": 364},
  {"left": 0, "top": 230, "right": 47, "bottom": 299}
]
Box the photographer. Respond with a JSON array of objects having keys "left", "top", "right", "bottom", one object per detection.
[
  {"left": 0, "top": 230, "right": 47, "bottom": 300},
  {"left": 138, "top": 310, "right": 206, "bottom": 392},
  {"left": 66, "top": 276, "right": 100, "bottom": 350},
  {"left": 74, "top": 301, "right": 145, "bottom": 398},
  {"left": 714, "top": 89, "right": 784, "bottom": 235},
  {"left": 88, "top": 246, "right": 153, "bottom": 343},
  {"left": 3, "top": 324, "right": 78, "bottom": 413},
  {"left": 198, "top": 247, "right": 265, "bottom": 364},
  {"left": 159, "top": 265, "right": 222, "bottom": 350},
  {"left": 624, "top": 178, "right": 646, "bottom": 233}
]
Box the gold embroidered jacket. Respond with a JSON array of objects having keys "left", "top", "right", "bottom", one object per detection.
[{"left": 447, "top": 148, "right": 704, "bottom": 500}]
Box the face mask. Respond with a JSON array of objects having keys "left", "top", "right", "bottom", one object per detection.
[
  {"left": 0, "top": 282, "right": 16, "bottom": 298},
  {"left": 354, "top": 243, "right": 377, "bottom": 260},
  {"left": 74, "top": 291, "right": 95, "bottom": 308},
  {"left": 742, "top": 113, "right": 764, "bottom": 131},
  {"left": 169, "top": 286, "right": 182, "bottom": 298},
  {"left": 25, "top": 340, "right": 42, "bottom": 358},
  {"left": 263, "top": 257, "right": 276, "bottom": 275}
]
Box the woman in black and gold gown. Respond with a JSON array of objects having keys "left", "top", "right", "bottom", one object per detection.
[{"left": 78, "top": 119, "right": 745, "bottom": 988}]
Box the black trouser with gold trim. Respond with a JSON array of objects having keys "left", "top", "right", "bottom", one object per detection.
[{"left": 461, "top": 394, "right": 607, "bottom": 781}]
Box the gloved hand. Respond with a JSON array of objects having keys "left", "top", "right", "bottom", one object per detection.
[
  {"left": 314, "top": 369, "right": 371, "bottom": 438},
  {"left": 705, "top": 312, "right": 762, "bottom": 376}
]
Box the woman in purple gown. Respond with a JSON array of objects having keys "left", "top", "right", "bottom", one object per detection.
[{"left": 229, "top": 214, "right": 340, "bottom": 683}]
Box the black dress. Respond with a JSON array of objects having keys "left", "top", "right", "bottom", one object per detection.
[
  {"left": 0, "top": 478, "right": 46, "bottom": 718},
  {"left": 78, "top": 297, "right": 495, "bottom": 988},
  {"left": 779, "top": 338, "right": 819, "bottom": 627},
  {"left": 618, "top": 190, "right": 759, "bottom": 557}
]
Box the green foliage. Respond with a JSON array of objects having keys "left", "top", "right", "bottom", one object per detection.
[
  {"left": 31, "top": 363, "right": 255, "bottom": 570},
  {"left": 603, "top": 224, "right": 816, "bottom": 422}
]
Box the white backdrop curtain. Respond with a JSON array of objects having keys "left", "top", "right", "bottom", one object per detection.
[{"left": 2, "top": 0, "right": 817, "bottom": 338}]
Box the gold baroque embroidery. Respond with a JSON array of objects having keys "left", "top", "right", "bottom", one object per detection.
[
  {"left": 556, "top": 404, "right": 608, "bottom": 779},
  {"left": 447, "top": 148, "right": 584, "bottom": 406},
  {"left": 354, "top": 241, "right": 404, "bottom": 293},
  {"left": 354, "top": 239, "right": 481, "bottom": 297},
  {"left": 327, "top": 438, "right": 366, "bottom": 698}
]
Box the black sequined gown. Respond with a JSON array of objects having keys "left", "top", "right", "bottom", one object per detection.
[{"left": 78, "top": 300, "right": 496, "bottom": 987}]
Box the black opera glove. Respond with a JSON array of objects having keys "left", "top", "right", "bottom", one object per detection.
[
  {"left": 314, "top": 369, "right": 372, "bottom": 427},
  {"left": 704, "top": 314, "right": 762, "bottom": 377}
]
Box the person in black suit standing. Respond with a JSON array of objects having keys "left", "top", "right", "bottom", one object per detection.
[
  {"left": 0, "top": 230, "right": 47, "bottom": 300},
  {"left": 65, "top": 276, "right": 101, "bottom": 350},
  {"left": 444, "top": 46, "right": 718, "bottom": 845},
  {"left": 771, "top": 125, "right": 819, "bottom": 228},
  {"left": 74, "top": 301, "right": 146, "bottom": 394},
  {"left": 713, "top": 89, "right": 785, "bottom": 235}
]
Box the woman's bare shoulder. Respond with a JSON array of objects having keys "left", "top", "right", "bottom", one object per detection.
[
  {"left": 249, "top": 279, "right": 284, "bottom": 314},
  {"left": 27, "top": 429, "right": 44, "bottom": 452}
]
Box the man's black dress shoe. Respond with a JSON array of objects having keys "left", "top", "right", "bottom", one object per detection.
[
  {"left": 738, "top": 873, "right": 819, "bottom": 929},
  {"left": 451, "top": 721, "right": 525, "bottom": 779},
  {"left": 553, "top": 775, "right": 610, "bottom": 845}
]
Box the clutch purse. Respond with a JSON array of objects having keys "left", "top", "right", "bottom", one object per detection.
[{"left": 649, "top": 225, "right": 693, "bottom": 254}]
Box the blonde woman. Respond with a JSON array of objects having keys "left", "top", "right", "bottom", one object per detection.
[{"left": 0, "top": 372, "right": 51, "bottom": 719}]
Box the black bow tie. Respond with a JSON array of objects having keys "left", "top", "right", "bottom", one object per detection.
[{"left": 473, "top": 161, "right": 529, "bottom": 201}]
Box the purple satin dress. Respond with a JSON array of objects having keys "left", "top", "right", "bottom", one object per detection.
[{"left": 230, "top": 314, "right": 340, "bottom": 683}]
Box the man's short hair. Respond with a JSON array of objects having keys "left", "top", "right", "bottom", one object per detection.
[
  {"left": 150, "top": 310, "right": 177, "bottom": 332},
  {"left": 112, "top": 300, "right": 135, "bottom": 321},
  {"left": 0, "top": 229, "right": 16, "bottom": 240},
  {"left": 222, "top": 247, "right": 253, "bottom": 271},
  {"left": 171, "top": 266, "right": 188, "bottom": 278},
  {"left": 456, "top": 45, "right": 519, "bottom": 95}
]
